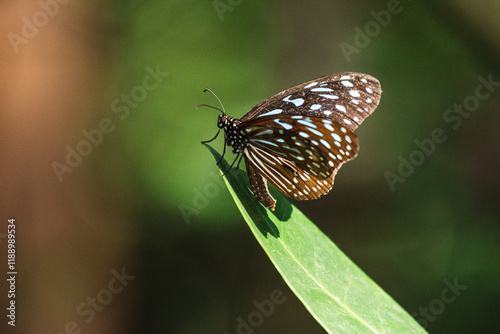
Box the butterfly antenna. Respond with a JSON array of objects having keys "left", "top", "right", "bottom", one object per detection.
[{"left": 196, "top": 88, "right": 226, "bottom": 115}]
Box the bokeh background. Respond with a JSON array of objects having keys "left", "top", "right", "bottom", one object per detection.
[{"left": 1, "top": 0, "right": 499, "bottom": 333}]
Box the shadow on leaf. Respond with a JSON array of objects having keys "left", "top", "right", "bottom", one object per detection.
[{"left": 203, "top": 143, "right": 296, "bottom": 238}]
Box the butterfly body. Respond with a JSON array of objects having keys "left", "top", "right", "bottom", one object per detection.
[{"left": 206, "top": 73, "right": 381, "bottom": 210}]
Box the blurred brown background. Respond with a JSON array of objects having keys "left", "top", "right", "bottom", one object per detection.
[{"left": 1, "top": 0, "right": 499, "bottom": 333}]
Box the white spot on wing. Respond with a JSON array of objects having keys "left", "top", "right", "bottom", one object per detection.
[
  {"left": 320, "top": 139, "right": 331, "bottom": 149},
  {"left": 319, "top": 94, "right": 339, "bottom": 100},
  {"left": 252, "top": 139, "right": 278, "bottom": 147},
  {"left": 311, "top": 87, "right": 334, "bottom": 92},
  {"left": 304, "top": 82, "right": 318, "bottom": 89},
  {"left": 257, "top": 109, "right": 282, "bottom": 117},
  {"left": 299, "top": 132, "right": 309, "bottom": 138},
  {"left": 349, "top": 90, "right": 360, "bottom": 98},
  {"left": 298, "top": 119, "right": 316, "bottom": 128},
  {"left": 341, "top": 80, "right": 354, "bottom": 87},
  {"left": 335, "top": 104, "right": 346, "bottom": 113},
  {"left": 283, "top": 95, "right": 305, "bottom": 107},
  {"left": 308, "top": 128, "right": 323, "bottom": 137},
  {"left": 274, "top": 119, "right": 293, "bottom": 130},
  {"left": 291, "top": 154, "right": 305, "bottom": 161},
  {"left": 310, "top": 104, "right": 322, "bottom": 110},
  {"left": 254, "top": 129, "right": 274, "bottom": 136}
]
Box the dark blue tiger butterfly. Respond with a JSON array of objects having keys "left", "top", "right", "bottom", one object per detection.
[{"left": 199, "top": 73, "right": 381, "bottom": 210}]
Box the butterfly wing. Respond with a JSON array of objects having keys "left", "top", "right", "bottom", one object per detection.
[
  {"left": 242, "top": 115, "right": 358, "bottom": 204},
  {"left": 241, "top": 72, "right": 381, "bottom": 132}
]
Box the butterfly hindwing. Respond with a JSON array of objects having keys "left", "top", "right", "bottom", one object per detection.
[{"left": 242, "top": 114, "right": 359, "bottom": 200}]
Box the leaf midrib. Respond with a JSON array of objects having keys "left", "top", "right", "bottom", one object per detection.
[{"left": 275, "top": 230, "right": 380, "bottom": 334}]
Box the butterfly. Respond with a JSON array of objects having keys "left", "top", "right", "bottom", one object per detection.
[{"left": 199, "top": 73, "right": 381, "bottom": 211}]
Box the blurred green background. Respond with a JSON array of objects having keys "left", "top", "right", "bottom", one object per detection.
[{"left": 1, "top": 0, "right": 499, "bottom": 333}]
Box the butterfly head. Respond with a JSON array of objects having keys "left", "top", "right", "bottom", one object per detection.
[
  {"left": 216, "top": 113, "right": 227, "bottom": 129},
  {"left": 197, "top": 88, "right": 248, "bottom": 155}
]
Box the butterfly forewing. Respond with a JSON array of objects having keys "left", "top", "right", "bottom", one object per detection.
[
  {"left": 242, "top": 115, "right": 359, "bottom": 200},
  {"left": 240, "top": 72, "right": 381, "bottom": 132}
]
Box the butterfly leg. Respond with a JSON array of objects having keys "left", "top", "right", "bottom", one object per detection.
[
  {"left": 236, "top": 153, "right": 244, "bottom": 169},
  {"left": 216, "top": 142, "right": 227, "bottom": 165},
  {"left": 222, "top": 151, "right": 242, "bottom": 176},
  {"left": 245, "top": 159, "right": 276, "bottom": 211},
  {"left": 201, "top": 128, "right": 221, "bottom": 144}
]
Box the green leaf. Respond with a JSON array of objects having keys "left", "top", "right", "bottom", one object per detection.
[{"left": 205, "top": 144, "right": 427, "bottom": 334}]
